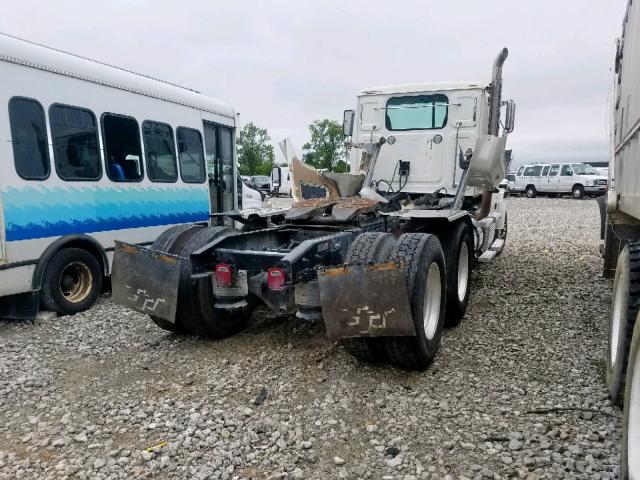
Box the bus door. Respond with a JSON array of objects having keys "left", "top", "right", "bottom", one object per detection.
[{"left": 203, "top": 122, "right": 235, "bottom": 215}]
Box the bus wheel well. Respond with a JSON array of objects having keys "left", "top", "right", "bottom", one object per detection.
[{"left": 32, "top": 235, "right": 108, "bottom": 290}]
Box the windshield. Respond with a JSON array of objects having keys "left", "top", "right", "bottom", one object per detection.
[{"left": 571, "top": 163, "right": 598, "bottom": 175}]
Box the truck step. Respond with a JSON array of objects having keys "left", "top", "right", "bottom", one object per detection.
[
  {"left": 490, "top": 238, "right": 505, "bottom": 252},
  {"left": 478, "top": 250, "right": 497, "bottom": 263}
]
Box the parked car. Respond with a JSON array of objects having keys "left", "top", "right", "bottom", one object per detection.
[
  {"left": 511, "top": 163, "right": 607, "bottom": 199},
  {"left": 249, "top": 175, "right": 271, "bottom": 193}
]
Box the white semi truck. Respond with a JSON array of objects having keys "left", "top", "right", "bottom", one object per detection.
[
  {"left": 111, "top": 48, "right": 515, "bottom": 371},
  {"left": 603, "top": 1, "right": 640, "bottom": 477}
]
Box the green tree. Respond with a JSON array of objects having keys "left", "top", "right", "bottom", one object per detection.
[
  {"left": 237, "top": 123, "right": 275, "bottom": 176},
  {"left": 302, "top": 119, "right": 348, "bottom": 172}
]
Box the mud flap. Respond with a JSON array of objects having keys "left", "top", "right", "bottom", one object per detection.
[
  {"left": 318, "top": 262, "right": 415, "bottom": 340},
  {"left": 111, "top": 241, "right": 181, "bottom": 322}
]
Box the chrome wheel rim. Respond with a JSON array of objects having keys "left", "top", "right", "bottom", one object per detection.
[
  {"left": 423, "top": 262, "right": 442, "bottom": 340},
  {"left": 457, "top": 242, "right": 469, "bottom": 302},
  {"left": 628, "top": 345, "right": 640, "bottom": 477},
  {"left": 60, "top": 261, "right": 93, "bottom": 303},
  {"left": 611, "top": 267, "right": 626, "bottom": 367}
]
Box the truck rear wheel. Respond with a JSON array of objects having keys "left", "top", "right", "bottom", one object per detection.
[
  {"left": 441, "top": 222, "right": 473, "bottom": 327},
  {"left": 175, "top": 226, "right": 254, "bottom": 338},
  {"left": 384, "top": 234, "right": 447, "bottom": 370},
  {"left": 148, "top": 224, "right": 204, "bottom": 333},
  {"left": 40, "top": 248, "right": 103, "bottom": 315},
  {"left": 341, "top": 232, "right": 397, "bottom": 363},
  {"left": 608, "top": 242, "right": 640, "bottom": 405},
  {"left": 621, "top": 317, "right": 640, "bottom": 480}
]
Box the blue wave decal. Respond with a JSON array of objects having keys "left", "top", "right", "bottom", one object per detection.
[{"left": 3, "top": 185, "right": 209, "bottom": 241}]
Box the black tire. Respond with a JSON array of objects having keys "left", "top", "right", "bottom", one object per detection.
[
  {"left": 440, "top": 222, "right": 473, "bottom": 327},
  {"left": 384, "top": 234, "right": 447, "bottom": 370},
  {"left": 572, "top": 184, "right": 585, "bottom": 200},
  {"left": 175, "top": 226, "right": 254, "bottom": 338},
  {"left": 621, "top": 315, "right": 640, "bottom": 479},
  {"left": 40, "top": 248, "right": 103, "bottom": 315},
  {"left": 608, "top": 242, "right": 640, "bottom": 406},
  {"left": 148, "top": 224, "right": 204, "bottom": 333},
  {"left": 341, "top": 232, "right": 397, "bottom": 363},
  {"left": 525, "top": 185, "right": 536, "bottom": 198}
]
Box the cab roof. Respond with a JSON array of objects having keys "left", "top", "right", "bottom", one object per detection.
[{"left": 360, "top": 81, "right": 488, "bottom": 96}]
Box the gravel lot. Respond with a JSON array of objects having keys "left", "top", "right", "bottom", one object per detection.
[{"left": 0, "top": 197, "right": 621, "bottom": 479}]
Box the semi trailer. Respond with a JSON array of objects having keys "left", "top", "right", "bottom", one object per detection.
[
  {"left": 603, "top": 1, "right": 640, "bottom": 477},
  {"left": 112, "top": 48, "right": 516, "bottom": 370}
]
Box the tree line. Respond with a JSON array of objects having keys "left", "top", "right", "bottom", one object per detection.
[{"left": 234, "top": 119, "right": 348, "bottom": 176}]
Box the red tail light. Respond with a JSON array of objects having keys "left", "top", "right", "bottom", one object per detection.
[
  {"left": 267, "top": 267, "right": 286, "bottom": 290},
  {"left": 215, "top": 263, "right": 233, "bottom": 287}
]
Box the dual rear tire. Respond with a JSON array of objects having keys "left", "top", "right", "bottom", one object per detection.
[
  {"left": 149, "top": 224, "right": 254, "bottom": 338},
  {"left": 343, "top": 227, "right": 472, "bottom": 370}
]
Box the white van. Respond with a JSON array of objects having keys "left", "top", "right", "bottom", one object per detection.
[
  {"left": 0, "top": 33, "right": 258, "bottom": 319},
  {"left": 511, "top": 163, "right": 607, "bottom": 199}
]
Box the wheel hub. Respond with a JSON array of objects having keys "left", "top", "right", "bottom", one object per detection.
[
  {"left": 423, "top": 262, "right": 442, "bottom": 340},
  {"left": 457, "top": 242, "right": 469, "bottom": 302},
  {"left": 60, "top": 261, "right": 93, "bottom": 304}
]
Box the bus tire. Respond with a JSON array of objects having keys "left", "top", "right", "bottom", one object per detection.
[
  {"left": 621, "top": 315, "right": 640, "bottom": 479},
  {"left": 40, "top": 248, "right": 103, "bottom": 315},
  {"left": 341, "top": 232, "right": 397, "bottom": 363},
  {"left": 148, "top": 224, "right": 204, "bottom": 333},
  {"left": 608, "top": 242, "right": 640, "bottom": 406},
  {"left": 384, "top": 234, "right": 446, "bottom": 370},
  {"left": 441, "top": 222, "right": 473, "bottom": 327},
  {"left": 572, "top": 184, "right": 585, "bottom": 199},
  {"left": 176, "top": 226, "right": 254, "bottom": 338},
  {"left": 525, "top": 185, "right": 536, "bottom": 198}
]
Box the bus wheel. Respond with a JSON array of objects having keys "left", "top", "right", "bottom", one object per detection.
[
  {"left": 148, "top": 223, "right": 204, "bottom": 333},
  {"left": 608, "top": 242, "right": 640, "bottom": 405},
  {"left": 385, "top": 234, "right": 446, "bottom": 370},
  {"left": 341, "top": 232, "right": 397, "bottom": 363},
  {"left": 41, "top": 248, "right": 103, "bottom": 315},
  {"left": 176, "top": 226, "right": 255, "bottom": 339},
  {"left": 621, "top": 318, "right": 640, "bottom": 479},
  {"left": 525, "top": 185, "right": 536, "bottom": 198},
  {"left": 441, "top": 222, "right": 473, "bottom": 327}
]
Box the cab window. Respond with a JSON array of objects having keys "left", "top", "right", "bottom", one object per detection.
[
  {"left": 517, "top": 166, "right": 524, "bottom": 176},
  {"left": 561, "top": 165, "right": 573, "bottom": 176},
  {"left": 541, "top": 166, "right": 550, "bottom": 176},
  {"left": 385, "top": 94, "right": 448, "bottom": 131}
]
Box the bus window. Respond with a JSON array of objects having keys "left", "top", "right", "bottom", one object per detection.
[
  {"left": 177, "top": 127, "right": 206, "bottom": 183},
  {"left": 142, "top": 121, "right": 178, "bottom": 182},
  {"left": 50, "top": 104, "right": 101, "bottom": 181},
  {"left": 103, "top": 114, "right": 143, "bottom": 182},
  {"left": 9, "top": 97, "right": 50, "bottom": 180}
]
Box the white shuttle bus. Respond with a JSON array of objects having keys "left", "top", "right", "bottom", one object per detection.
[{"left": 0, "top": 33, "right": 249, "bottom": 319}]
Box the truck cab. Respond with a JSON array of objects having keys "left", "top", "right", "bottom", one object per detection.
[{"left": 348, "top": 82, "right": 491, "bottom": 197}]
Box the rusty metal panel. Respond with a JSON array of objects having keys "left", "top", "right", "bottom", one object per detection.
[
  {"left": 318, "top": 262, "right": 415, "bottom": 340},
  {"left": 111, "top": 242, "right": 181, "bottom": 322}
]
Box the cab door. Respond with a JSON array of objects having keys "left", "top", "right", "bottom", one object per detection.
[
  {"left": 557, "top": 164, "right": 575, "bottom": 193},
  {"left": 538, "top": 165, "right": 551, "bottom": 192},
  {"left": 547, "top": 164, "right": 560, "bottom": 192}
]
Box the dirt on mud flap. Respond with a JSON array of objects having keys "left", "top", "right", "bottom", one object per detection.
[
  {"left": 111, "top": 241, "right": 181, "bottom": 322},
  {"left": 318, "top": 261, "right": 415, "bottom": 340}
]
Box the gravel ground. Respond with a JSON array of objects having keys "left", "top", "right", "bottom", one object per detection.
[{"left": 0, "top": 197, "right": 620, "bottom": 479}]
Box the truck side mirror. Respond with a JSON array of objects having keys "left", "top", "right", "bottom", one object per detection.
[
  {"left": 343, "top": 110, "right": 355, "bottom": 136},
  {"left": 504, "top": 100, "right": 516, "bottom": 134},
  {"left": 271, "top": 166, "right": 281, "bottom": 188}
]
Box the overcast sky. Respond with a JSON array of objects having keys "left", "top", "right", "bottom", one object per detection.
[{"left": 0, "top": 0, "right": 628, "bottom": 168}]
